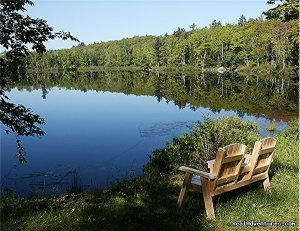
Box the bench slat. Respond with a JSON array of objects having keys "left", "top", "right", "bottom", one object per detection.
[
  {"left": 260, "top": 147, "right": 275, "bottom": 155},
  {"left": 216, "top": 173, "right": 239, "bottom": 186},
  {"left": 222, "top": 154, "right": 244, "bottom": 164},
  {"left": 253, "top": 165, "right": 269, "bottom": 175}
]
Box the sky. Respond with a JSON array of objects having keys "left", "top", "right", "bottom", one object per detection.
[{"left": 18, "top": 0, "right": 273, "bottom": 50}]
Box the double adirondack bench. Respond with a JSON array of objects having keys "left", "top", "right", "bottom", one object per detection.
[{"left": 177, "top": 137, "right": 277, "bottom": 219}]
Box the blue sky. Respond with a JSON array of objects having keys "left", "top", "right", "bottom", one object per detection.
[{"left": 27, "top": 1, "right": 272, "bottom": 50}]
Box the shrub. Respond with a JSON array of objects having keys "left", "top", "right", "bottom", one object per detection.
[
  {"left": 144, "top": 117, "right": 261, "bottom": 176},
  {"left": 267, "top": 123, "right": 277, "bottom": 132}
]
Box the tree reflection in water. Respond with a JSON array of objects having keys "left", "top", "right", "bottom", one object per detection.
[
  {"left": 10, "top": 70, "right": 298, "bottom": 122},
  {"left": 1, "top": 90, "right": 45, "bottom": 163}
]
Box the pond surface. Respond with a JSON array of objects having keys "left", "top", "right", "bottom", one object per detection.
[{"left": 1, "top": 71, "right": 298, "bottom": 197}]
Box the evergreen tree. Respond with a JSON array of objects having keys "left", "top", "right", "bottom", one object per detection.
[
  {"left": 238, "top": 15, "right": 247, "bottom": 26},
  {"left": 210, "top": 20, "right": 222, "bottom": 28},
  {"left": 190, "top": 23, "right": 197, "bottom": 31}
]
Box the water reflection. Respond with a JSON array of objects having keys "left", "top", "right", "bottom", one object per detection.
[
  {"left": 11, "top": 70, "right": 298, "bottom": 120},
  {"left": 2, "top": 71, "right": 298, "bottom": 197}
]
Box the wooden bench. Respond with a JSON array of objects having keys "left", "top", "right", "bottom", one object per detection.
[{"left": 177, "top": 137, "right": 277, "bottom": 219}]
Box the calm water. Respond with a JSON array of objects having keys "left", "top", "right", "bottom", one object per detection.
[{"left": 1, "top": 71, "right": 298, "bottom": 196}]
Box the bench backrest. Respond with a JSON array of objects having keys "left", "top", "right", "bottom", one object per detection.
[
  {"left": 211, "top": 143, "right": 247, "bottom": 190},
  {"left": 244, "top": 137, "right": 277, "bottom": 180}
]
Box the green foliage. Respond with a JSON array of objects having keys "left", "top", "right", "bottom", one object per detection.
[
  {"left": 27, "top": 19, "right": 299, "bottom": 72},
  {"left": 264, "top": 0, "right": 299, "bottom": 21},
  {"left": 267, "top": 123, "right": 277, "bottom": 132},
  {"left": 278, "top": 119, "right": 299, "bottom": 140},
  {"left": 0, "top": 0, "right": 78, "bottom": 79},
  {"left": 144, "top": 117, "right": 261, "bottom": 176},
  {"left": 272, "top": 119, "right": 298, "bottom": 173}
]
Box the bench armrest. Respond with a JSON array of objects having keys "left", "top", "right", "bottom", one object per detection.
[{"left": 179, "top": 166, "right": 216, "bottom": 179}]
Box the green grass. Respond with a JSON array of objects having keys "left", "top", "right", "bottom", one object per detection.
[
  {"left": 267, "top": 123, "right": 277, "bottom": 132},
  {"left": 1, "top": 119, "right": 298, "bottom": 231}
]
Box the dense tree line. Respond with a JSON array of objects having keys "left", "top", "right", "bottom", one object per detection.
[{"left": 27, "top": 18, "right": 298, "bottom": 72}]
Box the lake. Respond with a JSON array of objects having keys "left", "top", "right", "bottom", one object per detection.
[{"left": 1, "top": 71, "right": 298, "bottom": 197}]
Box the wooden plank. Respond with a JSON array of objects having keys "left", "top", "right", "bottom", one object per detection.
[
  {"left": 260, "top": 147, "right": 275, "bottom": 155},
  {"left": 211, "top": 148, "right": 226, "bottom": 190},
  {"left": 253, "top": 165, "right": 269, "bottom": 175},
  {"left": 209, "top": 159, "right": 247, "bottom": 174},
  {"left": 213, "top": 172, "right": 268, "bottom": 196},
  {"left": 234, "top": 157, "right": 246, "bottom": 183},
  {"left": 244, "top": 154, "right": 252, "bottom": 164},
  {"left": 243, "top": 141, "right": 262, "bottom": 180},
  {"left": 177, "top": 173, "right": 192, "bottom": 207},
  {"left": 212, "top": 148, "right": 226, "bottom": 174},
  {"left": 220, "top": 144, "right": 246, "bottom": 181},
  {"left": 222, "top": 154, "right": 244, "bottom": 164},
  {"left": 179, "top": 166, "right": 215, "bottom": 179},
  {"left": 207, "top": 159, "right": 215, "bottom": 165},
  {"left": 223, "top": 143, "right": 246, "bottom": 156},
  {"left": 221, "top": 158, "right": 244, "bottom": 180},
  {"left": 256, "top": 152, "right": 273, "bottom": 170},
  {"left": 260, "top": 137, "right": 277, "bottom": 148},
  {"left": 207, "top": 159, "right": 215, "bottom": 173},
  {"left": 201, "top": 177, "right": 215, "bottom": 219},
  {"left": 216, "top": 173, "right": 238, "bottom": 186}
]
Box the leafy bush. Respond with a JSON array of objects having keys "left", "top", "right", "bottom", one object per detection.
[{"left": 144, "top": 117, "right": 261, "bottom": 176}]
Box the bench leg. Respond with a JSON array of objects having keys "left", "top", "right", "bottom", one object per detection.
[
  {"left": 177, "top": 173, "right": 192, "bottom": 208},
  {"left": 201, "top": 177, "right": 215, "bottom": 219},
  {"left": 263, "top": 177, "right": 271, "bottom": 194}
]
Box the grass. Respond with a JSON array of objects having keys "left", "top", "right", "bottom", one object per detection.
[
  {"left": 67, "top": 170, "right": 83, "bottom": 195},
  {"left": 268, "top": 123, "right": 277, "bottom": 132},
  {"left": 1, "top": 119, "right": 298, "bottom": 231}
]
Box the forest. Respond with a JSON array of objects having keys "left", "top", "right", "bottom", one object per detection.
[{"left": 26, "top": 18, "right": 298, "bottom": 73}]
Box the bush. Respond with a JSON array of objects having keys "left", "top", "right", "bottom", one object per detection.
[{"left": 144, "top": 117, "right": 261, "bottom": 176}]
